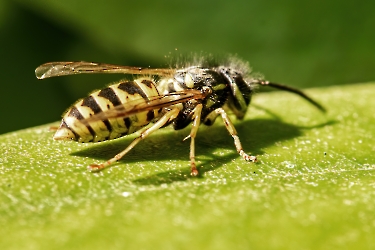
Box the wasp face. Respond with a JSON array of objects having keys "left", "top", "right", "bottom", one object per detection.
[{"left": 219, "top": 67, "right": 254, "bottom": 119}]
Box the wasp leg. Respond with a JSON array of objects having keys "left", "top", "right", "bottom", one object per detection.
[
  {"left": 203, "top": 110, "right": 220, "bottom": 126},
  {"left": 183, "top": 104, "right": 203, "bottom": 176},
  {"left": 88, "top": 107, "right": 181, "bottom": 172},
  {"left": 215, "top": 108, "right": 257, "bottom": 162}
]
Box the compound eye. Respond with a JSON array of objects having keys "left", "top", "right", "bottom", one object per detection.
[{"left": 184, "top": 73, "right": 194, "bottom": 88}]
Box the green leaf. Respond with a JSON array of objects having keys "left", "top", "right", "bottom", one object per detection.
[{"left": 1, "top": 83, "right": 375, "bottom": 250}]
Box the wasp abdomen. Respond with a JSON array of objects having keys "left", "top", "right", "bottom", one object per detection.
[{"left": 54, "top": 77, "right": 161, "bottom": 143}]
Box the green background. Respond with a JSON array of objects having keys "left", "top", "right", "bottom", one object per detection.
[
  {"left": 1, "top": 1, "right": 375, "bottom": 249},
  {"left": 1, "top": 0, "right": 375, "bottom": 134}
]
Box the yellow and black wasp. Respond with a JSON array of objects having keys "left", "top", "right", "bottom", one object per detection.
[{"left": 35, "top": 57, "right": 325, "bottom": 176}]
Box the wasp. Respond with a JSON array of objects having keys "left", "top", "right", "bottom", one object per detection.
[{"left": 35, "top": 57, "right": 325, "bottom": 176}]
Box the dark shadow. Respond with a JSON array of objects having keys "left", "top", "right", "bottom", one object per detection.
[
  {"left": 72, "top": 118, "right": 335, "bottom": 185},
  {"left": 0, "top": 2, "right": 153, "bottom": 135},
  {"left": 0, "top": 2, "right": 78, "bottom": 134}
]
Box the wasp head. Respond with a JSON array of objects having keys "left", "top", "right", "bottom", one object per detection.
[{"left": 220, "top": 68, "right": 255, "bottom": 119}]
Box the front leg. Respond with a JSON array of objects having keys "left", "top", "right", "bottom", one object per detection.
[
  {"left": 215, "top": 108, "right": 257, "bottom": 162},
  {"left": 183, "top": 104, "right": 203, "bottom": 176}
]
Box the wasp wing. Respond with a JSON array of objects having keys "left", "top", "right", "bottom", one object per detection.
[
  {"left": 77, "top": 89, "right": 207, "bottom": 126},
  {"left": 35, "top": 61, "right": 175, "bottom": 79}
]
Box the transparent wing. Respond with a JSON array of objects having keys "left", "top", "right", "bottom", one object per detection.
[
  {"left": 77, "top": 89, "right": 207, "bottom": 126},
  {"left": 35, "top": 61, "right": 175, "bottom": 79}
]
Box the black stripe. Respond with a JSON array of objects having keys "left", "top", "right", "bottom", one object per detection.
[
  {"left": 86, "top": 126, "right": 96, "bottom": 141},
  {"left": 118, "top": 81, "right": 148, "bottom": 100},
  {"left": 147, "top": 110, "right": 154, "bottom": 121},
  {"left": 66, "top": 108, "right": 96, "bottom": 142},
  {"left": 81, "top": 96, "right": 102, "bottom": 114},
  {"left": 68, "top": 107, "right": 84, "bottom": 120},
  {"left": 98, "top": 87, "right": 122, "bottom": 106},
  {"left": 103, "top": 120, "right": 112, "bottom": 131},
  {"left": 124, "top": 117, "right": 131, "bottom": 129},
  {"left": 141, "top": 79, "right": 154, "bottom": 88},
  {"left": 60, "top": 120, "right": 79, "bottom": 139}
]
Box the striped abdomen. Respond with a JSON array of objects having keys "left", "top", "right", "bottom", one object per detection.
[{"left": 54, "top": 77, "right": 160, "bottom": 142}]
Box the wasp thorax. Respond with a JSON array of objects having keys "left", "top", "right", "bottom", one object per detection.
[{"left": 174, "top": 66, "right": 208, "bottom": 89}]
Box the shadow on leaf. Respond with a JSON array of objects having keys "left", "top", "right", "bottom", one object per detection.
[{"left": 71, "top": 118, "right": 334, "bottom": 184}]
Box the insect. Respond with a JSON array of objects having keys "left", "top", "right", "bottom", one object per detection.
[{"left": 35, "top": 57, "right": 325, "bottom": 176}]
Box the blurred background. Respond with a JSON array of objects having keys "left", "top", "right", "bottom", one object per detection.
[{"left": 1, "top": 0, "right": 375, "bottom": 134}]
